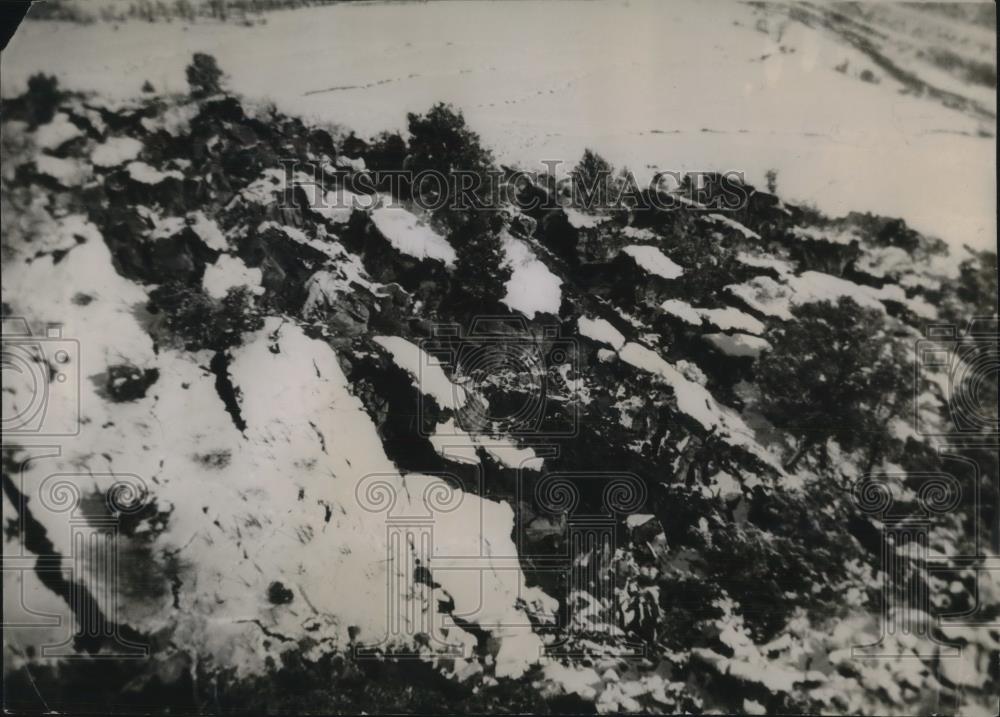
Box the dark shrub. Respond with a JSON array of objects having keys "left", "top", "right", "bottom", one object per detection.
[
  {"left": 365, "top": 131, "right": 407, "bottom": 174},
  {"left": 186, "top": 53, "right": 224, "bottom": 99},
  {"left": 24, "top": 73, "right": 62, "bottom": 127},
  {"left": 406, "top": 103, "right": 493, "bottom": 178},
  {"left": 405, "top": 103, "right": 496, "bottom": 231},
  {"left": 756, "top": 296, "right": 910, "bottom": 470},
  {"left": 148, "top": 283, "right": 263, "bottom": 352},
  {"left": 340, "top": 131, "right": 368, "bottom": 158},
  {"left": 105, "top": 364, "right": 160, "bottom": 402},
  {"left": 451, "top": 213, "right": 511, "bottom": 308},
  {"left": 572, "top": 148, "right": 617, "bottom": 209}
]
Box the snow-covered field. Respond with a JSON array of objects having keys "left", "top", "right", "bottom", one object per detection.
[{"left": 2, "top": 0, "right": 995, "bottom": 251}]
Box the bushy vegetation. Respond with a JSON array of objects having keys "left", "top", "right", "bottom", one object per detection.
[
  {"left": 148, "top": 283, "right": 264, "bottom": 351},
  {"left": 404, "top": 102, "right": 499, "bottom": 235},
  {"left": 186, "top": 52, "right": 224, "bottom": 98},
  {"left": 953, "top": 248, "right": 999, "bottom": 318},
  {"left": 572, "top": 148, "right": 618, "bottom": 209},
  {"left": 450, "top": 212, "right": 511, "bottom": 308},
  {"left": 28, "top": 0, "right": 334, "bottom": 24},
  {"left": 405, "top": 102, "right": 493, "bottom": 178},
  {"left": 756, "top": 297, "right": 911, "bottom": 470},
  {"left": 10, "top": 73, "right": 64, "bottom": 128},
  {"left": 363, "top": 130, "right": 407, "bottom": 175}
]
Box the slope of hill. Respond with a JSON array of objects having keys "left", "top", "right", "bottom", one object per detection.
[{"left": 2, "top": 65, "right": 997, "bottom": 715}]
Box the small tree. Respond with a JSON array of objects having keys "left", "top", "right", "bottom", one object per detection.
[
  {"left": 365, "top": 131, "right": 408, "bottom": 193},
  {"left": 406, "top": 103, "right": 495, "bottom": 232},
  {"left": 173, "top": 0, "right": 196, "bottom": 22},
  {"left": 756, "top": 297, "right": 910, "bottom": 470},
  {"left": 660, "top": 225, "right": 741, "bottom": 304},
  {"left": 186, "top": 53, "right": 224, "bottom": 99},
  {"left": 24, "top": 73, "right": 62, "bottom": 127},
  {"left": 340, "top": 131, "right": 369, "bottom": 158},
  {"left": 572, "top": 148, "right": 618, "bottom": 210},
  {"left": 365, "top": 131, "right": 407, "bottom": 174},
  {"left": 206, "top": 0, "right": 227, "bottom": 21},
  {"left": 451, "top": 213, "right": 512, "bottom": 308},
  {"left": 765, "top": 168, "right": 778, "bottom": 194},
  {"left": 406, "top": 103, "right": 493, "bottom": 176},
  {"left": 955, "top": 250, "right": 998, "bottom": 317}
]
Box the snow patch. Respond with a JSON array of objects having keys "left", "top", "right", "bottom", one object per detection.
[
  {"left": 786, "top": 271, "right": 901, "bottom": 313},
  {"left": 618, "top": 342, "right": 772, "bottom": 464},
  {"left": 725, "top": 276, "right": 795, "bottom": 320},
  {"left": 736, "top": 251, "right": 794, "bottom": 275},
  {"left": 147, "top": 213, "right": 187, "bottom": 241},
  {"left": 298, "top": 181, "right": 375, "bottom": 224},
  {"left": 621, "top": 245, "right": 683, "bottom": 280},
  {"left": 36, "top": 154, "right": 91, "bottom": 186},
  {"left": 240, "top": 167, "right": 313, "bottom": 205},
  {"left": 543, "top": 663, "right": 603, "bottom": 700},
  {"left": 92, "top": 136, "right": 143, "bottom": 167},
  {"left": 659, "top": 299, "right": 703, "bottom": 326},
  {"left": 126, "top": 161, "right": 183, "bottom": 184},
  {"left": 698, "top": 307, "right": 765, "bottom": 335},
  {"left": 370, "top": 207, "right": 457, "bottom": 266},
  {"left": 374, "top": 335, "right": 466, "bottom": 410},
  {"left": 501, "top": 233, "right": 563, "bottom": 318},
  {"left": 790, "top": 225, "right": 859, "bottom": 246},
  {"left": 187, "top": 210, "right": 229, "bottom": 251},
  {"left": 483, "top": 442, "right": 545, "bottom": 471},
  {"left": 704, "top": 332, "right": 771, "bottom": 358},
  {"left": 707, "top": 213, "right": 760, "bottom": 239},
  {"left": 428, "top": 419, "right": 545, "bottom": 472},
  {"left": 564, "top": 208, "right": 608, "bottom": 229},
  {"left": 577, "top": 316, "right": 626, "bottom": 351},
  {"left": 34, "top": 112, "right": 82, "bottom": 150},
  {"left": 660, "top": 300, "right": 766, "bottom": 334},
  {"left": 140, "top": 102, "right": 199, "bottom": 136},
  {"left": 622, "top": 226, "right": 657, "bottom": 241},
  {"left": 202, "top": 255, "right": 263, "bottom": 300}
]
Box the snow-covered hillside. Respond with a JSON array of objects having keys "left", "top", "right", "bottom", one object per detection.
[{"left": 1, "top": 15, "right": 997, "bottom": 717}]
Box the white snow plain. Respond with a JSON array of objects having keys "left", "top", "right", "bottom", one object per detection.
[{"left": 2, "top": 0, "right": 994, "bottom": 251}]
